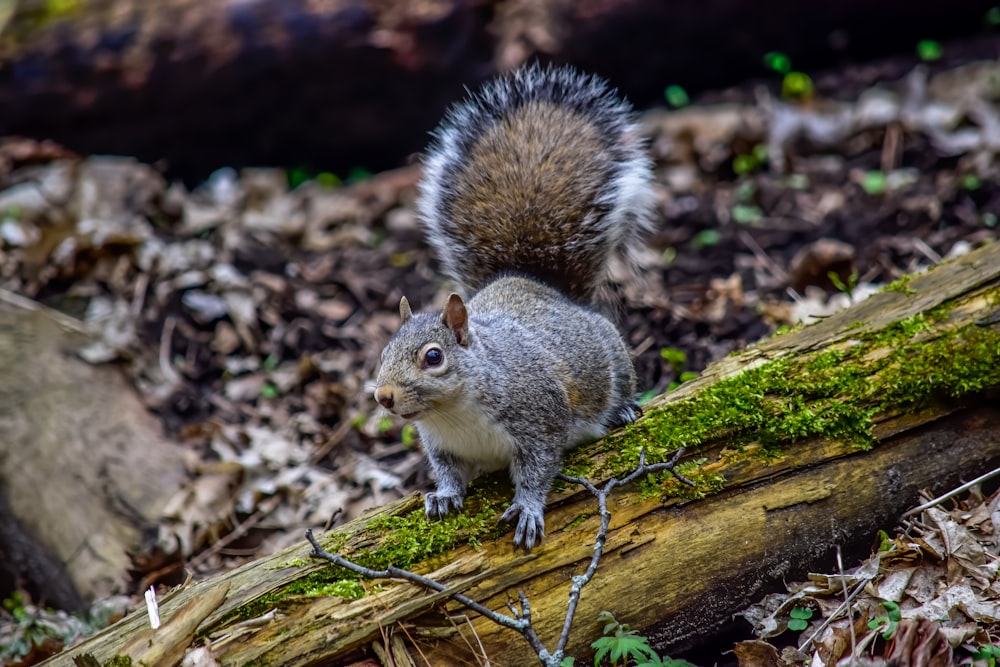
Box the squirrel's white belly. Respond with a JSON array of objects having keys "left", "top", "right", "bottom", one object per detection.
[{"left": 418, "top": 405, "right": 518, "bottom": 471}]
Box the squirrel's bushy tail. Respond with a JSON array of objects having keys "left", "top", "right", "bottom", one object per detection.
[{"left": 418, "top": 64, "right": 655, "bottom": 303}]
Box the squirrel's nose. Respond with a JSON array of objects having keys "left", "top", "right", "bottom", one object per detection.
[{"left": 374, "top": 386, "right": 395, "bottom": 410}]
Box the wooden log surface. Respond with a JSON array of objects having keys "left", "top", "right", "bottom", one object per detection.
[
  {"left": 44, "top": 241, "right": 1000, "bottom": 665},
  {"left": 0, "top": 296, "right": 188, "bottom": 610}
]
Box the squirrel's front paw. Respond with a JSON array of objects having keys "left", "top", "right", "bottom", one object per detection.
[
  {"left": 425, "top": 492, "right": 463, "bottom": 519},
  {"left": 499, "top": 502, "right": 545, "bottom": 550}
]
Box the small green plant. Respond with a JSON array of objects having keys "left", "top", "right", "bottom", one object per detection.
[
  {"left": 259, "top": 382, "right": 280, "bottom": 399},
  {"left": 288, "top": 167, "right": 310, "bottom": 189},
  {"left": 638, "top": 388, "right": 658, "bottom": 404},
  {"left": 591, "top": 611, "right": 697, "bottom": 666},
  {"left": 660, "top": 347, "right": 687, "bottom": 375},
  {"left": 876, "top": 528, "right": 894, "bottom": 551},
  {"left": 668, "top": 372, "right": 699, "bottom": 392},
  {"left": 401, "top": 423, "right": 418, "bottom": 447},
  {"left": 763, "top": 51, "right": 792, "bottom": 74},
  {"left": 861, "top": 170, "right": 888, "bottom": 195},
  {"left": 346, "top": 167, "right": 372, "bottom": 184},
  {"left": 988, "top": 6, "right": 1000, "bottom": 26},
  {"left": 376, "top": 415, "right": 394, "bottom": 433},
  {"left": 916, "top": 39, "right": 942, "bottom": 61},
  {"left": 984, "top": 212, "right": 998, "bottom": 228},
  {"left": 731, "top": 204, "right": 763, "bottom": 224},
  {"left": 0, "top": 592, "right": 96, "bottom": 663},
  {"left": 1, "top": 205, "right": 22, "bottom": 222},
  {"left": 960, "top": 174, "right": 982, "bottom": 190},
  {"left": 763, "top": 51, "right": 814, "bottom": 101},
  {"left": 692, "top": 228, "right": 721, "bottom": 249},
  {"left": 592, "top": 611, "right": 658, "bottom": 666},
  {"left": 868, "top": 600, "right": 901, "bottom": 639},
  {"left": 733, "top": 144, "right": 768, "bottom": 175},
  {"left": 787, "top": 606, "right": 813, "bottom": 631},
  {"left": 781, "top": 71, "right": 814, "bottom": 101},
  {"left": 973, "top": 644, "right": 1000, "bottom": 667},
  {"left": 664, "top": 85, "right": 689, "bottom": 108},
  {"left": 828, "top": 269, "right": 860, "bottom": 300},
  {"left": 316, "top": 172, "right": 341, "bottom": 188}
]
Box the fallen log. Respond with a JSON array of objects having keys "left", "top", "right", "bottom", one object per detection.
[
  {"left": 0, "top": 0, "right": 994, "bottom": 182},
  {"left": 0, "top": 296, "right": 188, "bottom": 610},
  {"left": 46, "top": 240, "right": 1000, "bottom": 665}
]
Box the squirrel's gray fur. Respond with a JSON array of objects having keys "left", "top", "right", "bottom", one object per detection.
[{"left": 374, "top": 64, "right": 654, "bottom": 549}]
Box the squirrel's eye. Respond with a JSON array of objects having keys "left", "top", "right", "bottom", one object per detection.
[{"left": 424, "top": 347, "right": 443, "bottom": 367}]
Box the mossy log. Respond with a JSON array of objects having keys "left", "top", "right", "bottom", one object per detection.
[{"left": 47, "top": 242, "right": 1000, "bottom": 666}]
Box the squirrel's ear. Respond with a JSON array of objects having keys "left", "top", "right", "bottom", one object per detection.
[
  {"left": 399, "top": 296, "right": 413, "bottom": 323},
  {"left": 442, "top": 293, "right": 470, "bottom": 347}
]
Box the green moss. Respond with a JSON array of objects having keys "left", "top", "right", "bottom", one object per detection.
[
  {"left": 304, "top": 579, "right": 369, "bottom": 600},
  {"left": 104, "top": 656, "right": 132, "bottom": 667},
  {"left": 563, "top": 513, "right": 594, "bottom": 531},
  {"left": 882, "top": 273, "right": 916, "bottom": 294},
  {"left": 603, "top": 295, "right": 1000, "bottom": 495}
]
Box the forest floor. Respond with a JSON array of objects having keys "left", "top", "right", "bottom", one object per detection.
[{"left": 0, "top": 36, "right": 998, "bottom": 667}]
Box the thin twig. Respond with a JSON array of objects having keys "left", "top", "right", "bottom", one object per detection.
[
  {"left": 553, "top": 448, "right": 690, "bottom": 655},
  {"left": 306, "top": 530, "right": 548, "bottom": 653},
  {"left": 837, "top": 547, "right": 857, "bottom": 667},
  {"left": 901, "top": 466, "right": 1000, "bottom": 518},
  {"left": 798, "top": 574, "right": 871, "bottom": 653}
]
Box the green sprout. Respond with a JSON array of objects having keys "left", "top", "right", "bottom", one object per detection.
[
  {"left": 861, "top": 170, "right": 888, "bottom": 195},
  {"left": 973, "top": 644, "right": 1000, "bottom": 667},
  {"left": 781, "top": 71, "right": 815, "bottom": 100},
  {"left": 763, "top": 51, "right": 792, "bottom": 74},
  {"left": 660, "top": 347, "right": 687, "bottom": 374},
  {"left": 316, "top": 172, "right": 341, "bottom": 188},
  {"left": 732, "top": 204, "right": 763, "bottom": 225},
  {"left": 401, "top": 423, "right": 418, "bottom": 447},
  {"left": 590, "top": 611, "right": 697, "bottom": 667},
  {"left": 867, "top": 600, "right": 901, "bottom": 639},
  {"left": 828, "top": 269, "right": 860, "bottom": 300},
  {"left": 916, "top": 40, "right": 943, "bottom": 61},
  {"left": 664, "top": 85, "right": 690, "bottom": 108},
  {"left": 733, "top": 144, "right": 768, "bottom": 175},
  {"left": 288, "top": 167, "right": 310, "bottom": 189},
  {"left": 787, "top": 606, "right": 813, "bottom": 632},
  {"left": 960, "top": 174, "right": 981, "bottom": 190},
  {"left": 347, "top": 167, "right": 372, "bottom": 184},
  {"left": 692, "top": 228, "right": 721, "bottom": 249}
]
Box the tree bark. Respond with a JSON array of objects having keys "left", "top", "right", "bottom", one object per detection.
[{"left": 44, "top": 241, "right": 1000, "bottom": 665}]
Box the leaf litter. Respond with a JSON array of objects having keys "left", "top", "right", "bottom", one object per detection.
[{"left": 737, "top": 479, "right": 1000, "bottom": 667}]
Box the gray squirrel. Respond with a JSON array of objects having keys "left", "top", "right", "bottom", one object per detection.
[{"left": 373, "top": 64, "right": 655, "bottom": 549}]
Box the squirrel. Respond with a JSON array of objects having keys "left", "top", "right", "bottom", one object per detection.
[{"left": 373, "top": 64, "right": 655, "bottom": 549}]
